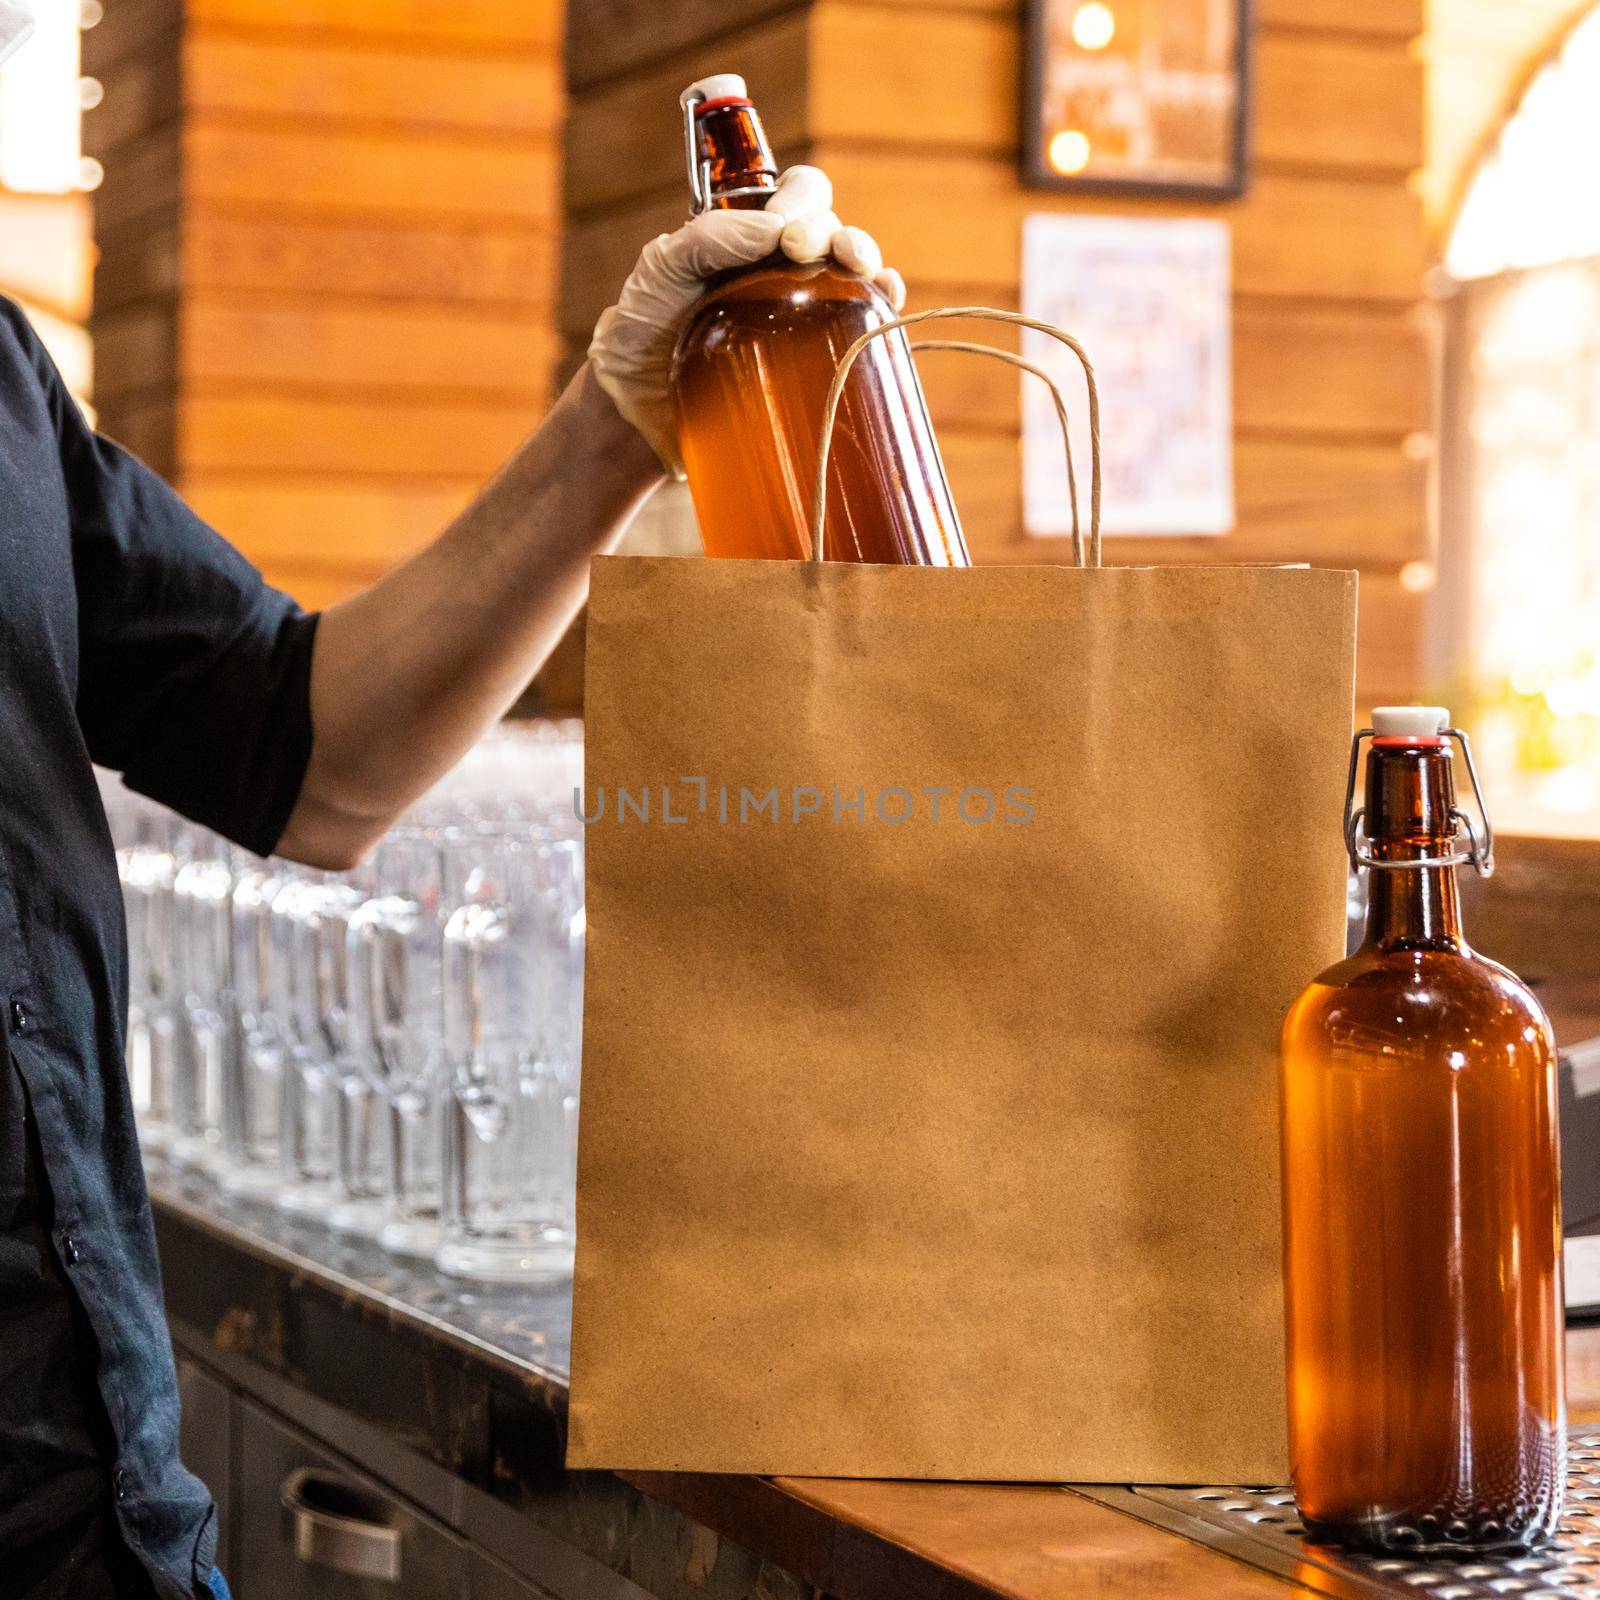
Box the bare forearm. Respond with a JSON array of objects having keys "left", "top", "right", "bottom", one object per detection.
[{"left": 277, "top": 365, "right": 662, "bottom": 867}]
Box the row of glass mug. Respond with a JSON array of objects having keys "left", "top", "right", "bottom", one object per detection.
[{"left": 102, "top": 720, "right": 587, "bottom": 1285}]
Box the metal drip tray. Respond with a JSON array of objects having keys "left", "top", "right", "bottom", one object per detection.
[{"left": 1076, "top": 1432, "right": 1600, "bottom": 1600}]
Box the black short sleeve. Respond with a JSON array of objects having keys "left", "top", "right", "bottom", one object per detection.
[{"left": 25, "top": 315, "right": 319, "bottom": 856}]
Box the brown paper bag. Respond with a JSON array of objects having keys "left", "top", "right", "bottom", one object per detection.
[{"left": 568, "top": 552, "right": 1355, "bottom": 1483}]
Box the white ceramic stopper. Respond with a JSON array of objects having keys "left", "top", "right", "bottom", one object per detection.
[
  {"left": 1372, "top": 705, "right": 1449, "bottom": 737},
  {"left": 686, "top": 74, "right": 748, "bottom": 103}
]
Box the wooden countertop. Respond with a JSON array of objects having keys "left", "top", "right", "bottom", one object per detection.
[
  {"left": 620, "top": 1328, "right": 1600, "bottom": 1600},
  {"left": 149, "top": 1043, "right": 1600, "bottom": 1600}
]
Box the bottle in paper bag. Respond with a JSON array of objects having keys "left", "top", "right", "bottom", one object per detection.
[
  {"left": 669, "top": 74, "right": 969, "bottom": 565},
  {"left": 1280, "top": 707, "right": 1564, "bottom": 1553}
]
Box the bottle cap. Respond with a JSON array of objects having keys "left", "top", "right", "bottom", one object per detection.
[
  {"left": 686, "top": 74, "right": 749, "bottom": 108},
  {"left": 1371, "top": 705, "right": 1449, "bottom": 739}
]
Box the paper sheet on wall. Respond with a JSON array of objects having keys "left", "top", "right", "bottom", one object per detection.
[{"left": 1021, "top": 213, "right": 1234, "bottom": 539}]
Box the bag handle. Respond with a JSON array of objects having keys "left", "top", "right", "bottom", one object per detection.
[{"left": 809, "top": 306, "right": 1101, "bottom": 569}]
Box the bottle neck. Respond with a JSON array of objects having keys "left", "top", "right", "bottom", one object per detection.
[
  {"left": 696, "top": 100, "right": 778, "bottom": 211},
  {"left": 1361, "top": 742, "right": 1467, "bottom": 952}
]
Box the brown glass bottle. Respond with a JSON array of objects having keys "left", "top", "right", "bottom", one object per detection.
[
  {"left": 1280, "top": 713, "right": 1564, "bottom": 1553},
  {"left": 669, "top": 80, "right": 969, "bottom": 564}
]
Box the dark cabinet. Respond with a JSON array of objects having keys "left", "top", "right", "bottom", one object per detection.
[{"left": 228, "top": 1398, "right": 553, "bottom": 1600}]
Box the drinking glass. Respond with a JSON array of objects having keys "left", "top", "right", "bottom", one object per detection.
[
  {"left": 349, "top": 831, "right": 446, "bottom": 1259},
  {"left": 124, "top": 808, "right": 183, "bottom": 1156},
  {"left": 312, "top": 868, "right": 388, "bottom": 1236},
  {"left": 169, "top": 827, "right": 234, "bottom": 1173},
  {"left": 105, "top": 782, "right": 155, "bottom": 1129},
  {"left": 437, "top": 829, "right": 584, "bottom": 1283},
  {"left": 220, "top": 852, "right": 289, "bottom": 1199},
  {"left": 272, "top": 868, "right": 342, "bottom": 1218}
]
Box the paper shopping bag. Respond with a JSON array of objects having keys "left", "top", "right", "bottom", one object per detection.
[{"left": 567, "top": 553, "right": 1355, "bottom": 1482}]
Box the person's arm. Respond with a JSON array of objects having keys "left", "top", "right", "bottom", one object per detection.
[
  {"left": 276, "top": 366, "right": 658, "bottom": 867},
  {"left": 277, "top": 166, "right": 903, "bottom": 869}
]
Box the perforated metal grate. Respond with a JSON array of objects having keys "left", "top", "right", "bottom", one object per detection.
[{"left": 1075, "top": 1432, "right": 1600, "bottom": 1600}]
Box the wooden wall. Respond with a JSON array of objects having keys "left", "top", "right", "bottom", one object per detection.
[
  {"left": 564, "top": 0, "right": 1431, "bottom": 706},
  {"left": 86, "top": 0, "right": 563, "bottom": 611}
]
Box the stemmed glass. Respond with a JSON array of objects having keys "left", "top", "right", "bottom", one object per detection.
[
  {"left": 220, "top": 851, "right": 289, "bottom": 1198},
  {"left": 272, "top": 869, "right": 342, "bottom": 1218},
  {"left": 104, "top": 718, "right": 588, "bottom": 1253},
  {"left": 349, "top": 831, "right": 446, "bottom": 1259},
  {"left": 315, "top": 868, "right": 388, "bottom": 1236},
  {"left": 169, "top": 827, "right": 234, "bottom": 1173},
  {"left": 123, "top": 808, "right": 183, "bottom": 1156},
  {"left": 437, "top": 827, "right": 584, "bottom": 1284}
]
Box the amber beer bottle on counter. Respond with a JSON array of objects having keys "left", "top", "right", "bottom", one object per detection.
[
  {"left": 1280, "top": 707, "right": 1564, "bottom": 1553},
  {"left": 669, "top": 74, "right": 970, "bottom": 565}
]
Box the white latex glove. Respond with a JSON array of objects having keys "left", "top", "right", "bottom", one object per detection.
[
  {"left": 589, "top": 165, "right": 906, "bottom": 477},
  {"left": 0, "top": 1, "right": 35, "bottom": 68}
]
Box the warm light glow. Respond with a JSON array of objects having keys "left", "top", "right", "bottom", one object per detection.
[
  {"left": 1438, "top": 10, "right": 1600, "bottom": 836},
  {"left": 1448, "top": 9, "right": 1600, "bottom": 279},
  {"left": 0, "top": 0, "right": 89, "bottom": 194},
  {"left": 1399, "top": 560, "right": 1435, "bottom": 594},
  {"left": 1047, "top": 128, "right": 1092, "bottom": 175},
  {"left": 1071, "top": 2, "right": 1116, "bottom": 51}
]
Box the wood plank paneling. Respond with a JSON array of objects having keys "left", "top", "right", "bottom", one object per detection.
[
  {"left": 189, "top": 0, "right": 561, "bottom": 46},
  {"left": 90, "top": 126, "right": 182, "bottom": 238},
  {"left": 91, "top": 3, "right": 564, "bottom": 608},
  {"left": 184, "top": 35, "right": 562, "bottom": 133},
  {"left": 186, "top": 121, "right": 557, "bottom": 222},
  {"left": 1258, "top": 0, "right": 1422, "bottom": 35},
  {"left": 562, "top": 11, "right": 1422, "bottom": 217},
  {"left": 1253, "top": 32, "right": 1423, "bottom": 172},
  {"left": 567, "top": 0, "right": 803, "bottom": 90},
  {"left": 178, "top": 393, "right": 534, "bottom": 476},
  {"left": 820, "top": 150, "right": 1427, "bottom": 302},
  {"left": 90, "top": 304, "right": 176, "bottom": 400},
  {"left": 85, "top": 0, "right": 183, "bottom": 72},
  {"left": 792, "top": 0, "right": 1423, "bottom": 35},
  {"left": 88, "top": 217, "right": 182, "bottom": 314},
  {"left": 183, "top": 477, "right": 478, "bottom": 562},
  {"left": 1357, "top": 574, "right": 1427, "bottom": 701},
  {"left": 564, "top": 12, "right": 810, "bottom": 218},
  {"left": 808, "top": 8, "right": 1421, "bottom": 175},
  {"left": 907, "top": 296, "right": 1427, "bottom": 441},
  {"left": 560, "top": 156, "right": 1425, "bottom": 346},
  {"left": 177, "top": 298, "right": 556, "bottom": 396},
  {"left": 82, "top": 48, "right": 182, "bottom": 157},
  {"left": 181, "top": 214, "right": 556, "bottom": 306},
  {"left": 938, "top": 431, "right": 1427, "bottom": 565}
]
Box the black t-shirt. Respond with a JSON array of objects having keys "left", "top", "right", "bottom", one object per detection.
[{"left": 0, "top": 296, "right": 318, "bottom": 1597}]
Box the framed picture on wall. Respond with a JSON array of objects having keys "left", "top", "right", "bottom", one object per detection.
[{"left": 1022, "top": 0, "right": 1252, "bottom": 198}]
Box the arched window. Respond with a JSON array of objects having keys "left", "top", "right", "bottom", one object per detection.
[{"left": 1439, "top": 4, "right": 1600, "bottom": 832}]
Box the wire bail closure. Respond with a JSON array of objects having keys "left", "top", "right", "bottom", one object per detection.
[
  {"left": 1342, "top": 727, "right": 1496, "bottom": 877},
  {"left": 680, "top": 85, "right": 712, "bottom": 215}
]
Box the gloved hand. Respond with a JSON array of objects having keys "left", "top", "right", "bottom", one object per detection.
[{"left": 589, "top": 165, "right": 905, "bottom": 476}]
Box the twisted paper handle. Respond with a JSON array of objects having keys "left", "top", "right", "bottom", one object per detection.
[{"left": 809, "top": 306, "right": 1101, "bottom": 569}]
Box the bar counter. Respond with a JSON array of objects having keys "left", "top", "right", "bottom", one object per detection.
[{"left": 147, "top": 1162, "right": 1600, "bottom": 1600}]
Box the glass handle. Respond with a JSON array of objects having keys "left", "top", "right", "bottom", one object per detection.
[
  {"left": 443, "top": 904, "right": 506, "bottom": 1087},
  {"left": 349, "top": 910, "right": 385, "bottom": 1064}
]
